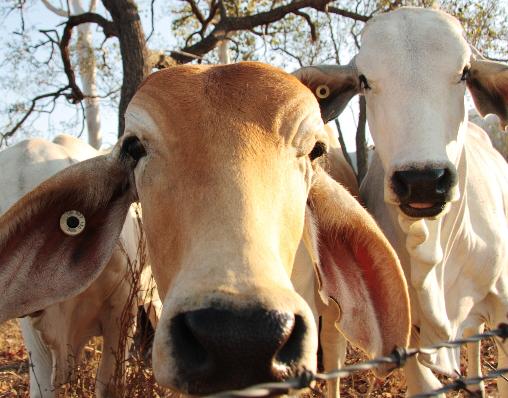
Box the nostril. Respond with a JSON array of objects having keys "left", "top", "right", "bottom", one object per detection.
[
  {"left": 435, "top": 168, "right": 451, "bottom": 194},
  {"left": 392, "top": 171, "right": 411, "bottom": 201},
  {"left": 274, "top": 315, "right": 307, "bottom": 375},
  {"left": 171, "top": 313, "right": 209, "bottom": 372}
]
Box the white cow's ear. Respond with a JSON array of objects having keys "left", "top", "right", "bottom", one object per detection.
[
  {"left": 0, "top": 146, "right": 138, "bottom": 323},
  {"left": 308, "top": 170, "right": 410, "bottom": 375},
  {"left": 468, "top": 58, "right": 508, "bottom": 130},
  {"left": 293, "top": 62, "right": 359, "bottom": 123}
]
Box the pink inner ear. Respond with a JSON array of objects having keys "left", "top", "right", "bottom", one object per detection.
[
  {"left": 317, "top": 230, "right": 383, "bottom": 357},
  {"left": 355, "top": 245, "right": 392, "bottom": 325}
]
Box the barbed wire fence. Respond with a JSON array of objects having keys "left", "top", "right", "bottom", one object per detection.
[{"left": 206, "top": 323, "right": 508, "bottom": 398}]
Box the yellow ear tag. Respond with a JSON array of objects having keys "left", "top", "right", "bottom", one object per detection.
[
  {"left": 315, "top": 84, "right": 330, "bottom": 99},
  {"left": 60, "top": 210, "right": 86, "bottom": 236}
]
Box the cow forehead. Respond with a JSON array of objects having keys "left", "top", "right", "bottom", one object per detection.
[
  {"left": 356, "top": 8, "right": 470, "bottom": 79},
  {"left": 126, "top": 62, "right": 320, "bottom": 146}
]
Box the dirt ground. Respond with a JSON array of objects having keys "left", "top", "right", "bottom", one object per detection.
[{"left": 0, "top": 319, "right": 501, "bottom": 397}]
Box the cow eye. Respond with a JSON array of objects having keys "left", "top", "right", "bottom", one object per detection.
[
  {"left": 309, "top": 142, "right": 327, "bottom": 161},
  {"left": 359, "top": 74, "right": 371, "bottom": 90},
  {"left": 121, "top": 136, "right": 146, "bottom": 161},
  {"left": 460, "top": 66, "right": 470, "bottom": 82}
]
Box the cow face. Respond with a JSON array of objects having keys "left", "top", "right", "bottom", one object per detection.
[
  {"left": 294, "top": 7, "right": 508, "bottom": 219},
  {"left": 126, "top": 64, "right": 323, "bottom": 392},
  {"left": 0, "top": 62, "right": 410, "bottom": 395}
]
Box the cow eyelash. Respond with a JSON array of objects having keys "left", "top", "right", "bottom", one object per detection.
[
  {"left": 121, "top": 135, "right": 147, "bottom": 162},
  {"left": 359, "top": 74, "right": 371, "bottom": 90},
  {"left": 460, "top": 66, "right": 470, "bottom": 82},
  {"left": 309, "top": 142, "right": 328, "bottom": 161}
]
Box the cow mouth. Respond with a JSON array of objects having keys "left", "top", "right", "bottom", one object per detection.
[{"left": 399, "top": 202, "right": 446, "bottom": 218}]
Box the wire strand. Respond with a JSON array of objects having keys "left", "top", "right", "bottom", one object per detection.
[{"left": 205, "top": 323, "right": 508, "bottom": 398}]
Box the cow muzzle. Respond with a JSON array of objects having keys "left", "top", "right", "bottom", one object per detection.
[
  {"left": 391, "top": 165, "right": 457, "bottom": 218},
  {"left": 167, "top": 306, "right": 307, "bottom": 394},
  {"left": 152, "top": 284, "right": 318, "bottom": 395}
]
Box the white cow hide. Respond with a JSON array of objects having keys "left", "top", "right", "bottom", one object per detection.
[{"left": 293, "top": 6, "right": 508, "bottom": 396}]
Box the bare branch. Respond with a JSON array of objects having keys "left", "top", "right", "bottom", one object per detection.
[
  {"left": 334, "top": 119, "right": 354, "bottom": 172},
  {"left": 2, "top": 86, "right": 71, "bottom": 145},
  {"left": 326, "top": 11, "right": 340, "bottom": 64},
  {"left": 184, "top": 0, "right": 206, "bottom": 25},
  {"left": 218, "top": 0, "right": 227, "bottom": 21},
  {"left": 146, "top": 0, "right": 156, "bottom": 41},
  {"left": 272, "top": 46, "right": 304, "bottom": 67},
  {"left": 89, "top": 0, "right": 97, "bottom": 12},
  {"left": 41, "top": 0, "right": 69, "bottom": 17},
  {"left": 64, "top": 12, "right": 118, "bottom": 37},
  {"left": 327, "top": 6, "right": 369, "bottom": 22},
  {"left": 350, "top": 25, "right": 361, "bottom": 50},
  {"left": 16, "top": 0, "right": 26, "bottom": 33},
  {"left": 170, "top": 0, "right": 334, "bottom": 63},
  {"left": 293, "top": 10, "right": 317, "bottom": 42},
  {"left": 60, "top": 12, "right": 118, "bottom": 103},
  {"left": 355, "top": 96, "right": 368, "bottom": 183}
]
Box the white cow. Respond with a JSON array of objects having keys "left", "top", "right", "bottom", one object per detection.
[
  {"left": 294, "top": 6, "right": 508, "bottom": 396},
  {"left": 0, "top": 62, "right": 410, "bottom": 395},
  {"left": 0, "top": 135, "right": 160, "bottom": 397}
]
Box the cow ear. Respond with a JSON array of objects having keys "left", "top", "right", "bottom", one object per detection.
[
  {"left": 308, "top": 170, "right": 410, "bottom": 374},
  {"left": 0, "top": 143, "right": 138, "bottom": 323},
  {"left": 293, "top": 62, "right": 360, "bottom": 123},
  {"left": 467, "top": 58, "right": 508, "bottom": 131}
]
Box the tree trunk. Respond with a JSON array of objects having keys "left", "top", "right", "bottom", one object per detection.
[
  {"left": 334, "top": 119, "right": 354, "bottom": 173},
  {"left": 102, "top": 0, "right": 150, "bottom": 137},
  {"left": 71, "top": 0, "right": 102, "bottom": 149},
  {"left": 218, "top": 40, "right": 230, "bottom": 64},
  {"left": 355, "top": 96, "right": 368, "bottom": 184}
]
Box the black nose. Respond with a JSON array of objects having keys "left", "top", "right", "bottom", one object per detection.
[
  {"left": 392, "top": 168, "right": 454, "bottom": 202},
  {"left": 392, "top": 167, "right": 457, "bottom": 217},
  {"left": 170, "top": 308, "right": 306, "bottom": 394}
]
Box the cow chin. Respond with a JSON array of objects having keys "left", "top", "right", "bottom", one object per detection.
[{"left": 152, "top": 290, "right": 318, "bottom": 395}]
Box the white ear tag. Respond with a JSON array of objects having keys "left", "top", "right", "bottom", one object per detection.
[
  {"left": 315, "top": 84, "right": 330, "bottom": 99},
  {"left": 60, "top": 210, "right": 86, "bottom": 236}
]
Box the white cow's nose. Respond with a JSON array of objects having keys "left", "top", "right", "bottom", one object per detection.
[
  {"left": 169, "top": 307, "right": 307, "bottom": 395},
  {"left": 391, "top": 166, "right": 457, "bottom": 217}
]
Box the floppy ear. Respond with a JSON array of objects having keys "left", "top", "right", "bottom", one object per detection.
[
  {"left": 308, "top": 170, "right": 410, "bottom": 374},
  {"left": 467, "top": 57, "right": 508, "bottom": 130},
  {"left": 0, "top": 144, "right": 138, "bottom": 323},
  {"left": 293, "top": 61, "right": 360, "bottom": 123}
]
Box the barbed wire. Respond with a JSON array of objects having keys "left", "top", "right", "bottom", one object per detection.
[
  {"left": 207, "top": 323, "right": 508, "bottom": 398},
  {"left": 412, "top": 367, "right": 508, "bottom": 397}
]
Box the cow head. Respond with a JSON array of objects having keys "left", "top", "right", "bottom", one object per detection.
[
  {"left": 0, "top": 62, "right": 409, "bottom": 394},
  {"left": 294, "top": 7, "right": 508, "bottom": 219}
]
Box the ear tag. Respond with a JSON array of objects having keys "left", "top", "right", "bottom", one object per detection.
[
  {"left": 60, "top": 210, "right": 86, "bottom": 236},
  {"left": 315, "top": 84, "right": 330, "bottom": 99}
]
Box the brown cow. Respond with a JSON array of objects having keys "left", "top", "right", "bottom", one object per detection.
[{"left": 0, "top": 62, "right": 409, "bottom": 395}]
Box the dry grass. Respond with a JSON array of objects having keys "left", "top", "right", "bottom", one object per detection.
[{"left": 0, "top": 318, "right": 502, "bottom": 397}]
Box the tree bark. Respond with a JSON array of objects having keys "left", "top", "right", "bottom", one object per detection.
[
  {"left": 218, "top": 40, "right": 230, "bottom": 64},
  {"left": 71, "top": 0, "right": 102, "bottom": 149},
  {"left": 334, "top": 119, "right": 354, "bottom": 172},
  {"left": 355, "top": 96, "right": 368, "bottom": 184},
  {"left": 102, "top": 0, "right": 150, "bottom": 137}
]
